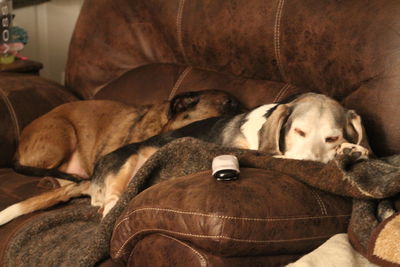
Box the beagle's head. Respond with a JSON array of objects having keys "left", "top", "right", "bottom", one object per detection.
[{"left": 258, "top": 93, "right": 371, "bottom": 163}]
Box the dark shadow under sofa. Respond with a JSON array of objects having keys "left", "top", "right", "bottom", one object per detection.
[{"left": 1, "top": 0, "right": 400, "bottom": 266}]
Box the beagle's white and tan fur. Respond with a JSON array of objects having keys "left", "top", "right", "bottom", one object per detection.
[{"left": 0, "top": 92, "right": 371, "bottom": 225}]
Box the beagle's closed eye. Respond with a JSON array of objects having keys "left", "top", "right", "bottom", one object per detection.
[
  {"left": 325, "top": 136, "right": 339, "bottom": 143},
  {"left": 294, "top": 128, "right": 306, "bottom": 137}
]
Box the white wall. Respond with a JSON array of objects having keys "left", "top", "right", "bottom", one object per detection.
[{"left": 13, "top": 0, "right": 84, "bottom": 83}]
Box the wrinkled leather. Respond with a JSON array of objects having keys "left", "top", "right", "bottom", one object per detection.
[
  {"left": 127, "top": 234, "right": 303, "bottom": 267},
  {"left": 111, "top": 169, "right": 351, "bottom": 264},
  {"left": 94, "top": 63, "right": 303, "bottom": 109}
]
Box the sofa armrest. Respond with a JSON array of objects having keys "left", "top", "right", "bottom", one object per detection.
[
  {"left": 0, "top": 73, "right": 78, "bottom": 167},
  {"left": 111, "top": 168, "right": 352, "bottom": 266}
]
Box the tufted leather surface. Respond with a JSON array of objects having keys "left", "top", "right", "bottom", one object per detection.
[{"left": 111, "top": 169, "right": 351, "bottom": 264}]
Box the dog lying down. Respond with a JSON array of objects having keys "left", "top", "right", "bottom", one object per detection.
[
  {"left": 14, "top": 89, "right": 245, "bottom": 180},
  {"left": 0, "top": 92, "right": 372, "bottom": 225}
]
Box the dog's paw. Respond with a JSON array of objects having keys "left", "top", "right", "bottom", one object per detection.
[
  {"left": 377, "top": 200, "right": 396, "bottom": 222},
  {"left": 335, "top": 143, "right": 369, "bottom": 161}
]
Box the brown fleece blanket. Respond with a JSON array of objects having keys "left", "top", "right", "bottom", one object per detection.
[{"left": 4, "top": 138, "right": 400, "bottom": 266}]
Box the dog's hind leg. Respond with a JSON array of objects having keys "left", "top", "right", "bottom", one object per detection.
[
  {"left": 16, "top": 117, "right": 77, "bottom": 170},
  {"left": 0, "top": 181, "right": 91, "bottom": 226},
  {"left": 90, "top": 134, "right": 172, "bottom": 218},
  {"left": 100, "top": 154, "right": 138, "bottom": 217},
  {"left": 101, "top": 147, "right": 158, "bottom": 217},
  {"left": 14, "top": 117, "right": 90, "bottom": 179}
]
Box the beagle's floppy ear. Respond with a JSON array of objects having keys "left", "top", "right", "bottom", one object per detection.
[
  {"left": 168, "top": 92, "right": 200, "bottom": 119},
  {"left": 345, "top": 110, "right": 372, "bottom": 153},
  {"left": 258, "top": 104, "right": 291, "bottom": 155}
]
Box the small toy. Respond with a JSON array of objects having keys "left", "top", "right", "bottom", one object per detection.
[
  {"left": 212, "top": 155, "right": 240, "bottom": 181},
  {"left": 0, "top": 26, "right": 29, "bottom": 63}
]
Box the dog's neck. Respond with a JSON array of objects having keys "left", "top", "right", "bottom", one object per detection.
[
  {"left": 240, "top": 104, "right": 277, "bottom": 150},
  {"left": 128, "top": 103, "right": 170, "bottom": 143}
]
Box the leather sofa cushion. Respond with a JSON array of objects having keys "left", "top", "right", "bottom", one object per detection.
[
  {"left": 94, "top": 63, "right": 303, "bottom": 109},
  {"left": 111, "top": 168, "right": 351, "bottom": 263},
  {"left": 128, "top": 233, "right": 303, "bottom": 267},
  {"left": 0, "top": 73, "right": 77, "bottom": 167},
  {"left": 67, "top": 0, "right": 399, "bottom": 99}
]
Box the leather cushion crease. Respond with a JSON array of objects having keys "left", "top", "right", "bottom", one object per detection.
[
  {"left": 128, "top": 234, "right": 303, "bottom": 267},
  {"left": 94, "top": 63, "right": 303, "bottom": 109}
]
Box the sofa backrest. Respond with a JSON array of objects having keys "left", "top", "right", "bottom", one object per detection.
[{"left": 65, "top": 0, "right": 400, "bottom": 156}]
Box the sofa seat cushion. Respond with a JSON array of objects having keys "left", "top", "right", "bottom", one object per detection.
[
  {"left": 111, "top": 168, "right": 351, "bottom": 263},
  {"left": 94, "top": 63, "right": 303, "bottom": 109}
]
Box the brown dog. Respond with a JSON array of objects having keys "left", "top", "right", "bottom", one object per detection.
[{"left": 14, "top": 90, "right": 244, "bottom": 180}]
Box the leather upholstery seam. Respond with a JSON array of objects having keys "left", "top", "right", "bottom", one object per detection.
[
  {"left": 115, "top": 228, "right": 335, "bottom": 258},
  {"left": 177, "top": 0, "right": 189, "bottom": 64},
  {"left": 159, "top": 234, "right": 207, "bottom": 267},
  {"left": 273, "top": 83, "right": 290, "bottom": 102},
  {"left": 317, "top": 190, "right": 328, "bottom": 215},
  {"left": 274, "top": 0, "right": 286, "bottom": 81},
  {"left": 168, "top": 66, "right": 193, "bottom": 100},
  {"left": 218, "top": 209, "right": 226, "bottom": 254},
  {"left": 114, "top": 207, "right": 350, "bottom": 232},
  {"left": 0, "top": 88, "right": 20, "bottom": 143},
  {"left": 310, "top": 189, "right": 328, "bottom": 215}
]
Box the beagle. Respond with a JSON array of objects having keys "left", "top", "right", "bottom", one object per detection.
[{"left": 0, "top": 92, "right": 371, "bottom": 225}]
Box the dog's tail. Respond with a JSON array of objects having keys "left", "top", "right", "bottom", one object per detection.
[
  {"left": 0, "top": 181, "right": 90, "bottom": 226},
  {"left": 13, "top": 161, "right": 82, "bottom": 183}
]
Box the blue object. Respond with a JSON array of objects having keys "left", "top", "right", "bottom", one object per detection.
[{"left": 11, "top": 26, "right": 28, "bottom": 44}]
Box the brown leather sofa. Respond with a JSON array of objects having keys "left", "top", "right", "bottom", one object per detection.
[{"left": 1, "top": 0, "right": 399, "bottom": 266}]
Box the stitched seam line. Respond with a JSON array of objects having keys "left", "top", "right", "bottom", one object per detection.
[
  {"left": 177, "top": 0, "right": 189, "bottom": 64},
  {"left": 115, "top": 228, "right": 334, "bottom": 258},
  {"left": 0, "top": 88, "right": 20, "bottom": 143},
  {"left": 273, "top": 83, "right": 290, "bottom": 102},
  {"left": 274, "top": 0, "right": 286, "bottom": 81},
  {"left": 311, "top": 189, "right": 324, "bottom": 215},
  {"left": 317, "top": 190, "right": 328, "bottom": 215},
  {"left": 114, "top": 207, "right": 350, "bottom": 232},
  {"left": 310, "top": 189, "right": 328, "bottom": 215},
  {"left": 218, "top": 207, "right": 226, "bottom": 254},
  {"left": 159, "top": 234, "right": 207, "bottom": 267},
  {"left": 273, "top": 84, "right": 287, "bottom": 102},
  {"left": 168, "top": 66, "right": 193, "bottom": 100}
]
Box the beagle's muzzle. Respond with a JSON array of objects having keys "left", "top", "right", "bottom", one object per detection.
[{"left": 0, "top": 92, "right": 371, "bottom": 225}]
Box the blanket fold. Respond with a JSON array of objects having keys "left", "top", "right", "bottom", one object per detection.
[{"left": 4, "top": 138, "right": 400, "bottom": 266}]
